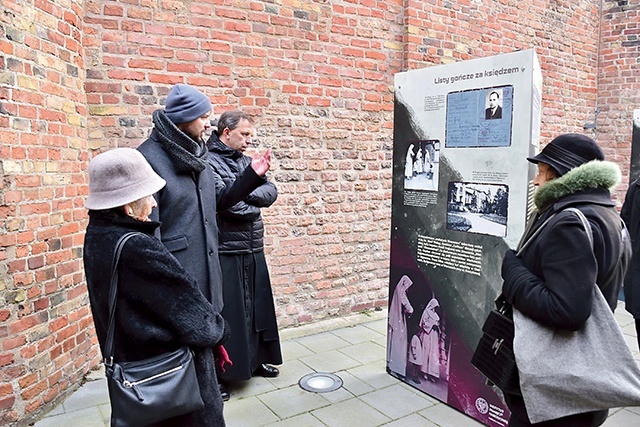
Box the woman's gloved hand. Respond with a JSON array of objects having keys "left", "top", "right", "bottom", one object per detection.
[{"left": 214, "top": 345, "right": 233, "bottom": 373}]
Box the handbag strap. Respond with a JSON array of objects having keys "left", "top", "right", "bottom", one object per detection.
[
  {"left": 104, "top": 232, "right": 141, "bottom": 366},
  {"left": 564, "top": 207, "right": 593, "bottom": 247},
  {"left": 515, "top": 212, "right": 560, "bottom": 256},
  {"left": 536, "top": 207, "right": 625, "bottom": 292}
]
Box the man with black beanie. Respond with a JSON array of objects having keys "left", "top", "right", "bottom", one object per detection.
[{"left": 138, "top": 84, "right": 272, "bottom": 426}]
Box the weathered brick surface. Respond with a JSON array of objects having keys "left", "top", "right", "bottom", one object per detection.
[
  {"left": 599, "top": 0, "right": 640, "bottom": 199},
  {"left": 0, "top": 1, "right": 96, "bottom": 426},
  {"left": 1, "top": 0, "right": 638, "bottom": 425}
]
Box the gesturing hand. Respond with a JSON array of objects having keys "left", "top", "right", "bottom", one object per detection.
[{"left": 251, "top": 148, "right": 272, "bottom": 176}]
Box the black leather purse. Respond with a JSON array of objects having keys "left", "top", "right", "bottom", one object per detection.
[
  {"left": 104, "top": 232, "right": 204, "bottom": 427},
  {"left": 470, "top": 294, "right": 520, "bottom": 394}
]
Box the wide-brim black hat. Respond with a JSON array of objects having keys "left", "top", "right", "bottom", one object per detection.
[{"left": 527, "top": 133, "right": 604, "bottom": 176}]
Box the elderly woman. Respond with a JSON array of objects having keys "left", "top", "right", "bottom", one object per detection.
[
  {"left": 83, "top": 148, "right": 229, "bottom": 426},
  {"left": 501, "top": 134, "right": 630, "bottom": 427}
]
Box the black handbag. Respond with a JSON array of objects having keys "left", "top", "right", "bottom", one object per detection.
[
  {"left": 104, "top": 232, "right": 204, "bottom": 427},
  {"left": 471, "top": 210, "right": 564, "bottom": 394},
  {"left": 471, "top": 294, "right": 520, "bottom": 394}
]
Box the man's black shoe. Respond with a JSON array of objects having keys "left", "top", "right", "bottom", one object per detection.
[
  {"left": 253, "top": 364, "right": 280, "bottom": 378},
  {"left": 219, "top": 383, "right": 230, "bottom": 401}
]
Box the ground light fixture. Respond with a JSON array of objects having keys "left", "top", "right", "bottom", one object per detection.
[{"left": 298, "top": 372, "right": 343, "bottom": 393}]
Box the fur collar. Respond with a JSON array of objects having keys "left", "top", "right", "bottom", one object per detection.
[{"left": 534, "top": 160, "right": 621, "bottom": 210}]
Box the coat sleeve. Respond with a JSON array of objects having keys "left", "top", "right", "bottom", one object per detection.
[
  {"left": 211, "top": 167, "right": 262, "bottom": 220},
  {"left": 216, "top": 165, "right": 265, "bottom": 211},
  {"left": 501, "top": 213, "right": 597, "bottom": 330},
  {"left": 118, "top": 235, "right": 226, "bottom": 348},
  {"left": 245, "top": 179, "right": 278, "bottom": 208},
  {"left": 621, "top": 179, "right": 638, "bottom": 230}
]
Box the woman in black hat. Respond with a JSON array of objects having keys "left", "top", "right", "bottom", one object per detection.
[{"left": 500, "top": 133, "right": 631, "bottom": 427}]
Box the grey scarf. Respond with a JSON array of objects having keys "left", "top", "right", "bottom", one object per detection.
[{"left": 152, "top": 109, "right": 208, "bottom": 173}]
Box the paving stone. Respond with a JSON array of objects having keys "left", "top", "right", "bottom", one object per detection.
[
  {"left": 381, "top": 413, "right": 440, "bottom": 427},
  {"left": 418, "top": 402, "right": 484, "bottom": 426},
  {"left": 337, "top": 340, "right": 386, "bottom": 365},
  {"left": 295, "top": 332, "right": 351, "bottom": 353},
  {"left": 311, "top": 397, "right": 391, "bottom": 427},
  {"left": 261, "top": 413, "right": 327, "bottom": 427},
  {"left": 334, "top": 370, "right": 375, "bottom": 396},
  {"left": 360, "top": 384, "right": 436, "bottom": 420},
  {"left": 62, "top": 379, "right": 109, "bottom": 413},
  {"left": 299, "top": 349, "right": 361, "bottom": 373},
  {"left": 331, "top": 324, "right": 385, "bottom": 345},
  {"left": 223, "top": 395, "right": 279, "bottom": 427},
  {"left": 35, "top": 407, "right": 107, "bottom": 427},
  {"left": 257, "top": 385, "right": 331, "bottom": 419},
  {"left": 280, "top": 339, "right": 315, "bottom": 361}
]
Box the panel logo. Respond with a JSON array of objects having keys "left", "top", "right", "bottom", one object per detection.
[{"left": 475, "top": 397, "right": 489, "bottom": 414}]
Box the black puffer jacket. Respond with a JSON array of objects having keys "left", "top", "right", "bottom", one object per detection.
[
  {"left": 207, "top": 134, "right": 277, "bottom": 254},
  {"left": 501, "top": 160, "right": 631, "bottom": 427},
  {"left": 83, "top": 210, "right": 227, "bottom": 426}
]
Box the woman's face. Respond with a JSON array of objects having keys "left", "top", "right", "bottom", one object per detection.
[
  {"left": 128, "top": 195, "right": 157, "bottom": 222},
  {"left": 533, "top": 162, "right": 558, "bottom": 187}
]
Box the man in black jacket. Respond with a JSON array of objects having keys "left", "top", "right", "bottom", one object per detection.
[
  {"left": 621, "top": 175, "right": 640, "bottom": 350},
  {"left": 138, "top": 85, "right": 272, "bottom": 412},
  {"left": 207, "top": 110, "right": 282, "bottom": 400}
]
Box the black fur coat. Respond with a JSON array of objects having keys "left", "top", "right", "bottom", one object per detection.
[{"left": 83, "top": 210, "right": 227, "bottom": 426}]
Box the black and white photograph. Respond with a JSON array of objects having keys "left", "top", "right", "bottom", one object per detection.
[
  {"left": 404, "top": 139, "right": 440, "bottom": 191},
  {"left": 484, "top": 88, "right": 503, "bottom": 120},
  {"left": 446, "top": 182, "right": 509, "bottom": 237},
  {"left": 387, "top": 273, "right": 450, "bottom": 403}
]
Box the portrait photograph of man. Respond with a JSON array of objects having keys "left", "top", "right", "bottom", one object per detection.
[{"left": 485, "top": 89, "right": 503, "bottom": 120}]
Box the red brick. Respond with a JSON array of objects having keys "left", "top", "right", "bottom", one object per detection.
[
  {"left": 0, "top": 353, "right": 15, "bottom": 367},
  {"left": 0, "top": 395, "right": 15, "bottom": 410},
  {"left": 3, "top": 335, "right": 26, "bottom": 351}
]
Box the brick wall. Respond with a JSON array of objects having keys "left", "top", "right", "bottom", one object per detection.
[
  {"left": 81, "top": 0, "right": 403, "bottom": 328},
  {"left": 1, "top": 0, "right": 638, "bottom": 424},
  {"left": 598, "top": 0, "right": 640, "bottom": 198},
  {"left": 0, "top": 1, "right": 98, "bottom": 425}
]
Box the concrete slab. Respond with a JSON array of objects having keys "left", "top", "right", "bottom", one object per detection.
[
  {"left": 223, "top": 395, "right": 279, "bottom": 427},
  {"left": 257, "top": 385, "right": 331, "bottom": 419},
  {"left": 311, "top": 397, "right": 391, "bottom": 427}
]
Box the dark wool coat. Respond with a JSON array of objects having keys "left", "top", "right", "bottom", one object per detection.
[
  {"left": 83, "top": 210, "right": 227, "bottom": 426},
  {"left": 501, "top": 161, "right": 631, "bottom": 427},
  {"left": 206, "top": 134, "right": 282, "bottom": 381},
  {"left": 138, "top": 127, "right": 265, "bottom": 312},
  {"left": 621, "top": 176, "right": 640, "bottom": 318}
]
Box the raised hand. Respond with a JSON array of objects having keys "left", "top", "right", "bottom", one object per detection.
[{"left": 251, "top": 148, "right": 272, "bottom": 176}]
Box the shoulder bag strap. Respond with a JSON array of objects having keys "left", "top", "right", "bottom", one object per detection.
[
  {"left": 564, "top": 207, "right": 593, "bottom": 247},
  {"left": 104, "top": 232, "right": 141, "bottom": 366},
  {"left": 564, "top": 207, "right": 625, "bottom": 292},
  {"left": 515, "top": 212, "right": 559, "bottom": 256}
]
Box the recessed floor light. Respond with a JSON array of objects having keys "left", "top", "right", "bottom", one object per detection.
[{"left": 298, "top": 372, "right": 343, "bottom": 393}]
